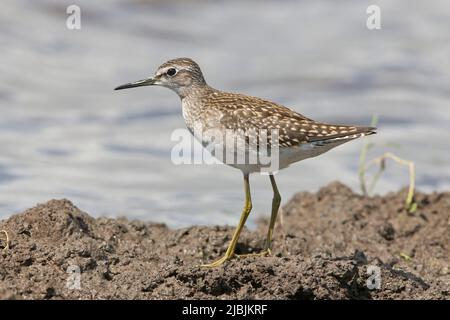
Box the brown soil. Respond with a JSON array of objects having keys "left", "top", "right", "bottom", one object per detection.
[{"left": 0, "top": 182, "right": 448, "bottom": 300}]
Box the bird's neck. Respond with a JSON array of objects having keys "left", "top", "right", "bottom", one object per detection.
[
  {"left": 180, "top": 84, "right": 216, "bottom": 130},
  {"left": 177, "top": 83, "right": 215, "bottom": 100}
]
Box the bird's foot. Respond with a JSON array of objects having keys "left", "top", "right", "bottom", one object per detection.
[
  {"left": 235, "top": 248, "right": 271, "bottom": 258},
  {"left": 200, "top": 248, "right": 272, "bottom": 267},
  {"left": 1, "top": 230, "right": 9, "bottom": 251},
  {"left": 200, "top": 253, "right": 235, "bottom": 268}
]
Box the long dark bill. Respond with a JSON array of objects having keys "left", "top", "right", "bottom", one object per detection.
[{"left": 114, "top": 77, "right": 156, "bottom": 90}]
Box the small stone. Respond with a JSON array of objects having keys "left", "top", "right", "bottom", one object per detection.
[{"left": 378, "top": 222, "right": 396, "bottom": 241}]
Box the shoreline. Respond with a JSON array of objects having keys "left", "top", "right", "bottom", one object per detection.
[{"left": 0, "top": 182, "right": 448, "bottom": 299}]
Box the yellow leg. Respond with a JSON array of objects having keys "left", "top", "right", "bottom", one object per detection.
[
  {"left": 201, "top": 173, "right": 252, "bottom": 267},
  {"left": 235, "top": 174, "right": 280, "bottom": 259},
  {"left": 1, "top": 229, "right": 9, "bottom": 251},
  {"left": 264, "top": 174, "right": 281, "bottom": 254}
]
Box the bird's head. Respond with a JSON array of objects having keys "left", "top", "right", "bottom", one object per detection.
[{"left": 114, "top": 57, "right": 207, "bottom": 98}]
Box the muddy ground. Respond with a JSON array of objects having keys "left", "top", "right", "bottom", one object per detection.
[{"left": 0, "top": 182, "right": 448, "bottom": 299}]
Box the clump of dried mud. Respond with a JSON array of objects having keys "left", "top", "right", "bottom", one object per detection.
[{"left": 0, "top": 182, "right": 448, "bottom": 299}]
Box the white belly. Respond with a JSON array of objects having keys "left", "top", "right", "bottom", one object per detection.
[{"left": 190, "top": 128, "right": 346, "bottom": 174}]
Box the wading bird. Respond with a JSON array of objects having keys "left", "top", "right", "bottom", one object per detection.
[{"left": 115, "top": 58, "right": 376, "bottom": 267}]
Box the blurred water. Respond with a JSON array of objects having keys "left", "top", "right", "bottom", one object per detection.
[{"left": 0, "top": 0, "right": 449, "bottom": 227}]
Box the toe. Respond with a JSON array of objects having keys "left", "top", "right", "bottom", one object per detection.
[{"left": 200, "top": 254, "right": 234, "bottom": 268}]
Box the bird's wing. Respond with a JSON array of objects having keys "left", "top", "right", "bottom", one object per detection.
[{"left": 209, "top": 91, "right": 376, "bottom": 147}]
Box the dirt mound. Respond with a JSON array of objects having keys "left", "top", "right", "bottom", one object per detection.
[{"left": 0, "top": 182, "right": 448, "bottom": 299}]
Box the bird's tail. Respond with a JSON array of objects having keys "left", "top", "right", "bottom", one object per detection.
[
  {"left": 358, "top": 126, "right": 377, "bottom": 136},
  {"left": 308, "top": 125, "right": 377, "bottom": 147}
]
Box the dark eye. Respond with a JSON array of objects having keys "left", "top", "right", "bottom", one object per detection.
[{"left": 166, "top": 68, "right": 177, "bottom": 76}]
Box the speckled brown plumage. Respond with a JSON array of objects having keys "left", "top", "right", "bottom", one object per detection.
[
  {"left": 163, "top": 57, "right": 376, "bottom": 150},
  {"left": 185, "top": 88, "right": 375, "bottom": 148}
]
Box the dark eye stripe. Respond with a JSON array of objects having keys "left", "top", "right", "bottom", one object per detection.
[{"left": 167, "top": 68, "right": 177, "bottom": 76}]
